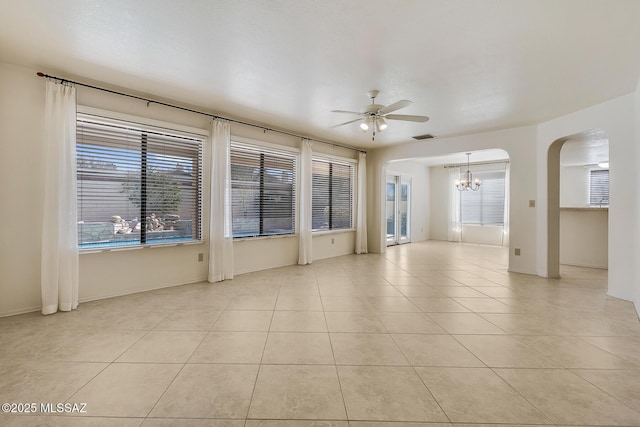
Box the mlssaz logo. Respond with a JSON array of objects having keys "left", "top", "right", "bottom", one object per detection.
[{"left": 40, "top": 403, "right": 88, "bottom": 413}]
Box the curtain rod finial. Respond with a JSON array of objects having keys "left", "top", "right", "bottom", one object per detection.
[{"left": 37, "top": 72, "right": 45, "bottom": 77}]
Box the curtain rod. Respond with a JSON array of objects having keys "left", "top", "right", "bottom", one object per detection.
[
  {"left": 443, "top": 159, "right": 510, "bottom": 168},
  {"left": 36, "top": 72, "right": 366, "bottom": 154}
]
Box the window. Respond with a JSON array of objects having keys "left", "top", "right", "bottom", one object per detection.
[
  {"left": 230, "top": 142, "right": 296, "bottom": 237},
  {"left": 312, "top": 158, "right": 355, "bottom": 231},
  {"left": 461, "top": 170, "right": 505, "bottom": 225},
  {"left": 589, "top": 169, "right": 609, "bottom": 206},
  {"left": 76, "top": 113, "right": 203, "bottom": 249}
]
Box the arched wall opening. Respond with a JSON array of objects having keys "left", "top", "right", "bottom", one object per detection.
[
  {"left": 547, "top": 129, "right": 609, "bottom": 278},
  {"left": 367, "top": 125, "right": 538, "bottom": 275},
  {"left": 378, "top": 148, "right": 511, "bottom": 258},
  {"left": 536, "top": 92, "right": 637, "bottom": 308}
]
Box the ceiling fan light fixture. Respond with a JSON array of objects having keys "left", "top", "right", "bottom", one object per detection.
[
  {"left": 330, "top": 90, "right": 429, "bottom": 141},
  {"left": 377, "top": 117, "right": 388, "bottom": 131}
]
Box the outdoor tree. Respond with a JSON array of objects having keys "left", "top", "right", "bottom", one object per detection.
[{"left": 121, "top": 167, "right": 181, "bottom": 217}]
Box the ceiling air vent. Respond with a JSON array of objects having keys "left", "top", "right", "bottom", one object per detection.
[{"left": 413, "top": 133, "right": 435, "bottom": 140}]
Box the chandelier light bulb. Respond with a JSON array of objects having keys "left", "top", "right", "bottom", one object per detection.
[{"left": 456, "top": 153, "right": 481, "bottom": 191}]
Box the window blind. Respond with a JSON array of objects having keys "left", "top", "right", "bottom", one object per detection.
[
  {"left": 589, "top": 169, "right": 609, "bottom": 205},
  {"left": 312, "top": 158, "right": 355, "bottom": 231},
  {"left": 76, "top": 114, "right": 203, "bottom": 249},
  {"left": 230, "top": 142, "right": 296, "bottom": 237},
  {"left": 460, "top": 170, "right": 505, "bottom": 225}
]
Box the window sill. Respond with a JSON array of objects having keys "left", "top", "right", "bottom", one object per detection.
[
  {"left": 233, "top": 233, "right": 297, "bottom": 242},
  {"left": 312, "top": 228, "right": 356, "bottom": 236},
  {"left": 79, "top": 240, "right": 204, "bottom": 254}
]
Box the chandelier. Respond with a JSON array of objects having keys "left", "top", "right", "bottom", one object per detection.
[{"left": 455, "top": 153, "right": 481, "bottom": 191}]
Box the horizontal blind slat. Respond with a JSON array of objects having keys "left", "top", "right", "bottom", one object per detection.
[
  {"left": 77, "top": 114, "right": 203, "bottom": 249},
  {"left": 312, "top": 158, "right": 354, "bottom": 231},
  {"left": 461, "top": 170, "right": 505, "bottom": 226},
  {"left": 230, "top": 142, "right": 296, "bottom": 237},
  {"left": 589, "top": 169, "right": 609, "bottom": 205}
]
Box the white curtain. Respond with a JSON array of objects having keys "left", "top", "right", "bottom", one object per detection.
[
  {"left": 502, "top": 162, "right": 510, "bottom": 246},
  {"left": 208, "top": 119, "right": 234, "bottom": 282},
  {"left": 41, "top": 80, "right": 79, "bottom": 315},
  {"left": 298, "top": 139, "right": 313, "bottom": 264},
  {"left": 355, "top": 151, "right": 368, "bottom": 254},
  {"left": 448, "top": 167, "right": 462, "bottom": 242}
]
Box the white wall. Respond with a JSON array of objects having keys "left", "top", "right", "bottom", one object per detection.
[
  {"left": 559, "top": 165, "right": 608, "bottom": 269},
  {"left": 387, "top": 160, "right": 430, "bottom": 243},
  {"left": 0, "top": 62, "right": 357, "bottom": 317},
  {"left": 560, "top": 166, "right": 590, "bottom": 207},
  {"left": 537, "top": 93, "right": 637, "bottom": 303},
  {"left": 461, "top": 225, "right": 505, "bottom": 246},
  {"left": 0, "top": 63, "right": 46, "bottom": 316},
  {"left": 429, "top": 166, "right": 449, "bottom": 241},
  {"left": 312, "top": 231, "right": 356, "bottom": 262},
  {"left": 635, "top": 80, "right": 640, "bottom": 314},
  {"left": 560, "top": 209, "right": 608, "bottom": 268},
  {"left": 232, "top": 232, "right": 356, "bottom": 275},
  {"left": 233, "top": 236, "right": 299, "bottom": 275}
]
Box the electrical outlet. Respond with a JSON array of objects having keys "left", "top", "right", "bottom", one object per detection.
[
  {"left": 514, "top": 248, "right": 521, "bottom": 256},
  {"left": 331, "top": 238, "right": 335, "bottom": 244},
  {"left": 198, "top": 253, "right": 204, "bottom": 262}
]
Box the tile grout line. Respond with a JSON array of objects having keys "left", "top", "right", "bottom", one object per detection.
[
  {"left": 142, "top": 280, "right": 237, "bottom": 421},
  {"left": 488, "top": 365, "right": 559, "bottom": 425},
  {"left": 383, "top": 274, "right": 454, "bottom": 424},
  {"left": 243, "top": 285, "right": 277, "bottom": 421},
  {"left": 317, "top": 263, "right": 351, "bottom": 422},
  {"left": 566, "top": 366, "right": 640, "bottom": 416}
]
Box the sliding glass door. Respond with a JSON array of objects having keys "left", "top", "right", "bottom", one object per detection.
[
  {"left": 386, "top": 175, "right": 411, "bottom": 245},
  {"left": 399, "top": 179, "right": 410, "bottom": 243},
  {"left": 386, "top": 179, "right": 396, "bottom": 244}
]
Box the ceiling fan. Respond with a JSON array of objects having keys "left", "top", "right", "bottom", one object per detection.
[{"left": 331, "top": 89, "right": 429, "bottom": 140}]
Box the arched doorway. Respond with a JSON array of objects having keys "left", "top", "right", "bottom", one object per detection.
[
  {"left": 547, "top": 129, "right": 609, "bottom": 278},
  {"left": 381, "top": 149, "right": 510, "bottom": 254}
]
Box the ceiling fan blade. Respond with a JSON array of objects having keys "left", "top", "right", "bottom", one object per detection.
[
  {"left": 385, "top": 114, "right": 430, "bottom": 123},
  {"left": 378, "top": 100, "right": 412, "bottom": 115},
  {"left": 330, "top": 118, "right": 363, "bottom": 128},
  {"left": 331, "top": 109, "right": 362, "bottom": 115}
]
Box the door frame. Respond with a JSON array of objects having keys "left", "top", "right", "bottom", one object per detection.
[{"left": 386, "top": 174, "right": 411, "bottom": 246}]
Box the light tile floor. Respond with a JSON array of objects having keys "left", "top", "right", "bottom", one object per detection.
[{"left": 2, "top": 241, "right": 640, "bottom": 426}]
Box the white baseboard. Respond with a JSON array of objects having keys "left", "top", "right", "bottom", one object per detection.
[
  {"left": 0, "top": 278, "right": 208, "bottom": 318},
  {"left": 0, "top": 305, "right": 42, "bottom": 318}
]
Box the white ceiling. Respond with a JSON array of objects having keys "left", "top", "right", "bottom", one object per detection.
[
  {"left": 407, "top": 149, "right": 510, "bottom": 167},
  {"left": 560, "top": 129, "right": 609, "bottom": 167},
  {"left": 1, "top": 0, "right": 639, "bottom": 150}
]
